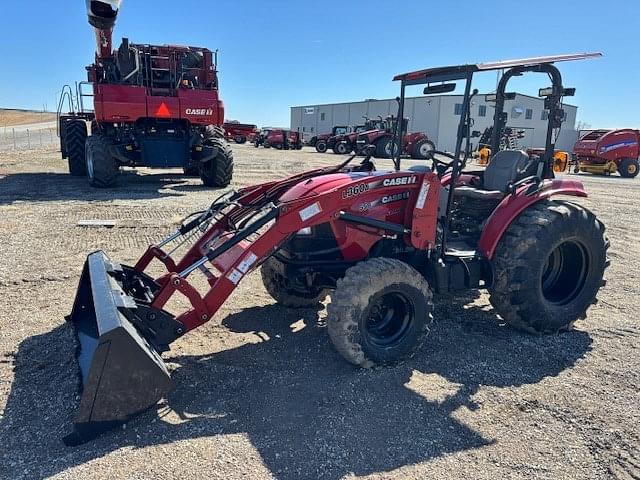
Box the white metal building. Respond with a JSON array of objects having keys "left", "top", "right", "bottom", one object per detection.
[{"left": 291, "top": 94, "right": 579, "bottom": 152}]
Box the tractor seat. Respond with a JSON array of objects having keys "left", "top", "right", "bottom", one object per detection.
[{"left": 455, "top": 150, "right": 536, "bottom": 200}]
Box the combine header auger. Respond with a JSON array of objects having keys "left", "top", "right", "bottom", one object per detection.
[{"left": 65, "top": 53, "right": 609, "bottom": 445}]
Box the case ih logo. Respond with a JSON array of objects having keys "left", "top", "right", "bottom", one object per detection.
[
  {"left": 383, "top": 176, "right": 417, "bottom": 187},
  {"left": 382, "top": 191, "right": 410, "bottom": 204},
  {"left": 185, "top": 108, "right": 214, "bottom": 116}
]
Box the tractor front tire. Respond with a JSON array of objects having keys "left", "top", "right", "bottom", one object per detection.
[
  {"left": 261, "top": 257, "right": 328, "bottom": 308},
  {"left": 619, "top": 158, "right": 639, "bottom": 178},
  {"left": 315, "top": 140, "right": 328, "bottom": 153},
  {"left": 327, "top": 258, "right": 433, "bottom": 367},
  {"left": 489, "top": 200, "right": 609, "bottom": 334},
  {"left": 65, "top": 120, "right": 88, "bottom": 176},
  {"left": 376, "top": 137, "right": 399, "bottom": 159},
  {"left": 86, "top": 134, "right": 119, "bottom": 188},
  {"left": 200, "top": 137, "right": 234, "bottom": 187},
  {"left": 413, "top": 139, "right": 435, "bottom": 160},
  {"left": 334, "top": 142, "right": 350, "bottom": 155}
]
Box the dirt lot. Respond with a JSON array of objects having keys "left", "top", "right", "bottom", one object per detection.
[
  {"left": 0, "top": 144, "right": 638, "bottom": 480},
  {"left": 0, "top": 109, "right": 56, "bottom": 127}
]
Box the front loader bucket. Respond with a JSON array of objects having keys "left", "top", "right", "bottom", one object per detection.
[{"left": 64, "top": 251, "right": 172, "bottom": 446}]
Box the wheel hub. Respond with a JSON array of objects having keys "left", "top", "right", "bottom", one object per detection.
[
  {"left": 365, "top": 291, "right": 413, "bottom": 347},
  {"left": 541, "top": 240, "right": 589, "bottom": 305}
]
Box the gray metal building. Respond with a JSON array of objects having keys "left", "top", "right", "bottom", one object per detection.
[{"left": 291, "top": 94, "right": 579, "bottom": 152}]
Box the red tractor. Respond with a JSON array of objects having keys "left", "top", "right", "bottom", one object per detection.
[
  {"left": 57, "top": 1, "right": 233, "bottom": 188},
  {"left": 254, "top": 129, "right": 303, "bottom": 150},
  {"left": 328, "top": 118, "right": 386, "bottom": 154},
  {"left": 356, "top": 116, "right": 435, "bottom": 159},
  {"left": 572, "top": 129, "right": 640, "bottom": 178},
  {"left": 63, "top": 53, "right": 609, "bottom": 446},
  {"left": 313, "top": 125, "right": 352, "bottom": 153},
  {"left": 223, "top": 122, "right": 259, "bottom": 144}
]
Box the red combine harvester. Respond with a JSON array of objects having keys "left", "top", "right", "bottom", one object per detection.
[
  {"left": 355, "top": 116, "right": 435, "bottom": 159},
  {"left": 64, "top": 53, "right": 608, "bottom": 445},
  {"left": 254, "top": 129, "right": 303, "bottom": 150},
  {"left": 223, "top": 122, "right": 259, "bottom": 144},
  {"left": 572, "top": 129, "right": 640, "bottom": 178},
  {"left": 57, "top": 1, "right": 233, "bottom": 188}
]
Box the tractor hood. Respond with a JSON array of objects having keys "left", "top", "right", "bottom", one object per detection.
[{"left": 279, "top": 172, "right": 372, "bottom": 202}]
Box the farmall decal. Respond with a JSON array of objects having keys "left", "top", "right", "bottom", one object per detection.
[
  {"left": 342, "top": 175, "right": 417, "bottom": 199},
  {"left": 185, "top": 108, "right": 214, "bottom": 116}
]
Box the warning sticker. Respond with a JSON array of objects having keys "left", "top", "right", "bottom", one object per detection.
[
  {"left": 227, "top": 269, "right": 243, "bottom": 285},
  {"left": 416, "top": 181, "right": 430, "bottom": 209},
  {"left": 237, "top": 252, "right": 258, "bottom": 274},
  {"left": 299, "top": 202, "right": 322, "bottom": 222}
]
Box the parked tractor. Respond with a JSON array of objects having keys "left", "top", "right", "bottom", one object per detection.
[
  {"left": 355, "top": 116, "right": 435, "bottom": 159},
  {"left": 254, "top": 129, "right": 303, "bottom": 150},
  {"left": 572, "top": 129, "right": 640, "bottom": 178},
  {"left": 223, "top": 122, "right": 259, "bottom": 144},
  {"left": 63, "top": 53, "right": 608, "bottom": 446},
  {"left": 313, "top": 125, "right": 352, "bottom": 153},
  {"left": 57, "top": 1, "right": 233, "bottom": 188},
  {"left": 329, "top": 118, "right": 386, "bottom": 154}
]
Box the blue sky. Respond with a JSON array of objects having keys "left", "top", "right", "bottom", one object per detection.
[{"left": 0, "top": 0, "right": 638, "bottom": 128}]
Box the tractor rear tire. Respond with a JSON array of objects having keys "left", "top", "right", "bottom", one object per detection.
[
  {"left": 200, "top": 135, "right": 234, "bottom": 187},
  {"left": 86, "top": 134, "right": 119, "bottom": 188},
  {"left": 261, "top": 257, "right": 328, "bottom": 308},
  {"left": 489, "top": 200, "right": 609, "bottom": 334},
  {"left": 315, "top": 140, "right": 328, "bottom": 153},
  {"left": 413, "top": 139, "right": 435, "bottom": 160},
  {"left": 619, "top": 158, "right": 639, "bottom": 178},
  {"left": 327, "top": 258, "right": 433, "bottom": 367},
  {"left": 65, "top": 120, "right": 88, "bottom": 176},
  {"left": 333, "top": 142, "right": 350, "bottom": 155}
]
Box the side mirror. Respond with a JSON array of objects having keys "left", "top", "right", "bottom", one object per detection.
[
  {"left": 472, "top": 130, "right": 481, "bottom": 138},
  {"left": 424, "top": 83, "right": 456, "bottom": 95}
]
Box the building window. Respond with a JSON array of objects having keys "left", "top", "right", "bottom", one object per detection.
[
  {"left": 454, "top": 103, "right": 463, "bottom": 115},
  {"left": 320, "top": 112, "right": 325, "bottom": 121},
  {"left": 302, "top": 127, "right": 306, "bottom": 132},
  {"left": 310, "top": 127, "right": 314, "bottom": 132},
  {"left": 541, "top": 110, "right": 549, "bottom": 121},
  {"left": 478, "top": 105, "right": 487, "bottom": 117},
  {"left": 525, "top": 108, "right": 533, "bottom": 120}
]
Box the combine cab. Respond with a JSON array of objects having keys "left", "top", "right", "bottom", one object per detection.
[
  {"left": 57, "top": 1, "right": 233, "bottom": 188},
  {"left": 572, "top": 129, "right": 640, "bottom": 178}
]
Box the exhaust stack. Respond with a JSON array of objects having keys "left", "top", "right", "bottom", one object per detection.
[{"left": 86, "top": 0, "right": 122, "bottom": 58}]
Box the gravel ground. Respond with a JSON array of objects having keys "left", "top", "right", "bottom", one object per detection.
[{"left": 0, "top": 144, "right": 638, "bottom": 480}]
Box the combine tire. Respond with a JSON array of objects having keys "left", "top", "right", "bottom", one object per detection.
[
  {"left": 234, "top": 136, "right": 247, "bottom": 144},
  {"left": 86, "top": 134, "right": 119, "bottom": 188},
  {"left": 413, "top": 139, "right": 435, "bottom": 160},
  {"left": 489, "top": 200, "right": 609, "bottom": 334},
  {"left": 200, "top": 138, "right": 234, "bottom": 187},
  {"left": 275, "top": 143, "right": 283, "bottom": 150},
  {"left": 261, "top": 257, "right": 327, "bottom": 307},
  {"left": 619, "top": 158, "right": 639, "bottom": 178},
  {"left": 327, "top": 258, "right": 433, "bottom": 367},
  {"left": 315, "top": 140, "right": 328, "bottom": 153},
  {"left": 65, "top": 120, "right": 88, "bottom": 176}
]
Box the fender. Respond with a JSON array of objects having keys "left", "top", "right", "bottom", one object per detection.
[{"left": 478, "top": 179, "right": 587, "bottom": 259}]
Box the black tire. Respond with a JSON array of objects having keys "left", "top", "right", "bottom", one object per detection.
[
  {"left": 489, "top": 200, "right": 609, "bottom": 334},
  {"left": 333, "top": 142, "right": 350, "bottom": 155},
  {"left": 65, "top": 120, "right": 87, "bottom": 176},
  {"left": 315, "top": 140, "right": 328, "bottom": 153},
  {"left": 86, "top": 134, "right": 119, "bottom": 188},
  {"left": 275, "top": 143, "right": 283, "bottom": 150},
  {"left": 261, "top": 257, "right": 328, "bottom": 308},
  {"left": 413, "top": 139, "right": 435, "bottom": 160},
  {"left": 618, "top": 158, "right": 639, "bottom": 178},
  {"left": 199, "top": 129, "right": 234, "bottom": 187},
  {"left": 234, "top": 136, "right": 246, "bottom": 144},
  {"left": 183, "top": 165, "right": 199, "bottom": 176},
  {"left": 327, "top": 258, "right": 433, "bottom": 367},
  {"left": 264, "top": 141, "right": 271, "bottom": 149},
  {"left": 254, "top": 140, "right": 260, "bottom": 148},
  {"left": 375, "top": 137, "right": 399, "bottom": 159}
]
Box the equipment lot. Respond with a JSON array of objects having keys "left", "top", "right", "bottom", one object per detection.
[{"left": 0, "top": 144, "right": 638, "bottom": 479}]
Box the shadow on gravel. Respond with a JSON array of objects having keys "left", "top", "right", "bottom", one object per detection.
[
  {"left": 0, "top": 171, "right": 218, "bottom": 204},
  {"left": 0, "top": 296, "right": 592, "bottom": 480}
]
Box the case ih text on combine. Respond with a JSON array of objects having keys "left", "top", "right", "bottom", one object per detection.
[
  {"left": 57, "top": 0, "right": 233, "bottom": 188},
  {"left": 63, "top": 52, "right": 609, "bottom": 446}
]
